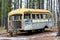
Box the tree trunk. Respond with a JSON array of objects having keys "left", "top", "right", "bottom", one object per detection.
[
  {"left": 57, "top": 21, "right": 60, "bottom": 36},
  {"left": 57, "top": 0, "right": 60, "bottom": 36},
  {"left": 57, "top": 12, "right": 60, "bottom": 36}
]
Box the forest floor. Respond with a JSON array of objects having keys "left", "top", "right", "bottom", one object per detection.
[{"left": 0, "top": 25, "right": 59, "bottom": 40}]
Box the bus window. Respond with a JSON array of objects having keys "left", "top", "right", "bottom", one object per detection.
[
  {"left": 9, "top": 14, "right": 22, "bottom": 20},
  {"left": 32, "top": 14, "right": 35, "bottom": 19},
  {"left": 24, "top": 14, "right": 31, "bottom": 19},
  {"left": 45, "top": 14, "right": 48, "bottom": 19},
  {"left": 9, "top": 16, "right": 14, "bottom": 20},
  {"left": 40, "top": 14, "right": 43, "bottom": 19},
  {"left": 49, "top": 14, "right": 52, "bottom": 18},
  {"left": 36, "top": 14, "right": 39, "bottom": 19},
  {"left": 14, "top": 15, "right": 22, "bottom": 20},
  {"left": 43, "top": 14, "right": 48, "bottom": 19}
]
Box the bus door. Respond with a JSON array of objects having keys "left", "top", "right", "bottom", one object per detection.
[{"left": 24, "top": 13, "right": 32, "bottom": 28}]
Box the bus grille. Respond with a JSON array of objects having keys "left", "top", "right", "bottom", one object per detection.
[{"left": 11, "top": 21, "right": 21, "bottom": 29}]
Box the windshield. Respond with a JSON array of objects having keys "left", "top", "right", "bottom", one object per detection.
[{"left": 9, "top": 14, "right": 22, "bottom": 20}]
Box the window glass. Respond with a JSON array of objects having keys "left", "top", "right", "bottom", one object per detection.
[
  {"left": 14, "top": 15, "right": 22, "bottom": 20},
  {"left": 36, "top": 14, "right": 39, "bottom": 19},
  {"left": 43, "top": 14, "right": 48, "bottom": 19},
  {"left": 9, "top": 14, "right": 22, "bottom": 20},
  {"left": 24, "top": 14, "right": 31, "bottom": 19},
  {"left": 32, "top": 14, "right": 35, "bottom": 19},
  {"left": 45, "top": 14, "right": 48, "bottom": 19},
  {"left": 40, "top": 14, "right": 43, "bottom": 19},
  {"left": 9, "top": 16, "right": 14, "bottom": 20},
  {"left": 49, "top": 15, "right": 52, "bottom": 18},
  {"left": 43, "top": 15, "right": 45, "bottom": 19}
]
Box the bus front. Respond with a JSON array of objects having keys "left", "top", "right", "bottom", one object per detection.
[{"left": 8, "top": 14, "right": 23, "bottom": 32}]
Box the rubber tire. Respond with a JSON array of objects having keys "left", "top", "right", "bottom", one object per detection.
[
  {"left": 27, "top": 30, "right": 32, "bottom": 33},
  {"left": 41, "top": 28, "right": 45, "bottom": 32}
]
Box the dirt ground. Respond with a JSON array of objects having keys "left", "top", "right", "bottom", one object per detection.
[{"left": 0, "top": 25, "right": 60, "bottom": 40}]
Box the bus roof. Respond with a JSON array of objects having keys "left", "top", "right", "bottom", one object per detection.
[{"left": 8, "top": 8, "right": 51, "bottom": 16}]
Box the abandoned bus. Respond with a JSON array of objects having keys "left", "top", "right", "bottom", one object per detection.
[{"left": 8, "top": 8, "right": 54, "bottom": 34}]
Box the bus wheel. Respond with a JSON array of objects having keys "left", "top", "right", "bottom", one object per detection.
[
  {"left": 39, "top": 28, "right": 45, "bottom": 32},
  {"left": 27, "top": 30, "right": 32, "bottom": 33},
  {"left": 35, "top": 30, "right": 38, "bottom": 32},
  {"left": 41, "top": 28, "right": 45, "bottom": 32}
]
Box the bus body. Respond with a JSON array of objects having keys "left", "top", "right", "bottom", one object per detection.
[{"left": 8, "top": 8, "right": 54, "bottom": 33}]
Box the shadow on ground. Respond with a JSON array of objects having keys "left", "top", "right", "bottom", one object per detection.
[{"left": 13, "top": 30, "right": 53, "bottom": 37}]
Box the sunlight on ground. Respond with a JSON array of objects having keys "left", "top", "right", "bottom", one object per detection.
[
  {"left": 0, "top": 27, "right": 6, "bottom": 33},
  {"left": 45, "top": 24, "right": 58, "bottom": 32}
]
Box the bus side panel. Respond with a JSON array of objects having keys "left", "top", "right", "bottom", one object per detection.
[
  {"left": 32, "top": 19, "right": 47, "bottom": 30},
  {"left": 47, "top": 21, "right": 54, "bottom": 27},
  {"left": 47, "top": 19, "right": 54, "bottom": 27},
  {"left": 32, "top": 22, "right": 46, "bottom": 29}
]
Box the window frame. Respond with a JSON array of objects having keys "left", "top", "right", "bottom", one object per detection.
[
  {"left": 43, "top": 14, "right": 48, "bottom": 19},
  {"left": 24, "top": 14, "right": 31, "bottom": 19},
  {"left": 9, "top": 14, "right": 22, "bottom": 21}
]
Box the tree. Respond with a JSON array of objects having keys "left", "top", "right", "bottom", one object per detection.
[
  {"left": 1, "top": 0, "right": 12, "bottom": 27},
  {"left": 0, "top": 0, "right": 2, "bottom": 26},
  {"left": 57, "top": 12, "right": 60, "bottom": 36},
  {"left": 57, "top": 0, "right": 60, "bottom": 36}
]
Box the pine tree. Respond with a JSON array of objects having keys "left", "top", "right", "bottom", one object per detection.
[{"left": 0, "top": 0, "right": 12, "bottom": 28}]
